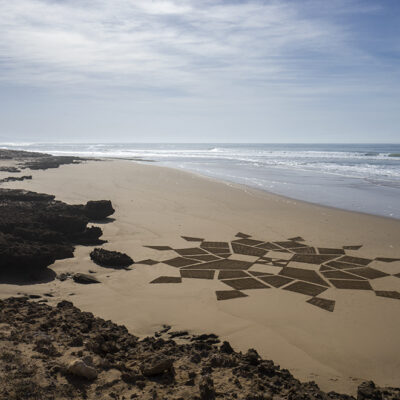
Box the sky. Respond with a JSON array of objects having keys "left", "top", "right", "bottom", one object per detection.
[{"left": 0, "top": 0, "right": 399, "bottom": 143}]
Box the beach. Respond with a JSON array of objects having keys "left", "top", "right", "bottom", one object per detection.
[{"left": 1, "top": 157, "right": 400, "bottom": 395}]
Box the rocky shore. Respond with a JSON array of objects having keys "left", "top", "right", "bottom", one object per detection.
[
  {"left": 0, "top": 187, "right": 114, "bottom": 283},
  {"left": 1, "top": 297, "right": 397, "bottom": 400}
]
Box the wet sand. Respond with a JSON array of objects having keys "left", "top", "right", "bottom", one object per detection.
[{"left": 1, "top": 159, "right": 399, "bottom": 395}]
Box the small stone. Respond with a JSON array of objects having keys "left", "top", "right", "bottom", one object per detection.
[{"left": 73, "top": 273, "right": 100, "bottom": 284}]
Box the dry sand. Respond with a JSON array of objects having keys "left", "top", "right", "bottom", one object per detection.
[{"left": 1, "top": 159, "right": 399, "bottom": 395}]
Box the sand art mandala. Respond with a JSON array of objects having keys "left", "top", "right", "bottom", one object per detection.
[{"left": 137, "top": 233, "right": 400, "bottom": 312}]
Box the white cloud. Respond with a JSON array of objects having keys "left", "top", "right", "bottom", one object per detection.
[{"left": 0, "top": 0, "right": 396, "bottom": 102}]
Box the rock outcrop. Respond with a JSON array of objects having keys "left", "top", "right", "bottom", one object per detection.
[
  {"left": 90, "top": 248, "right": 133, "bottom": 269},
  {"left": 0, "top": 188, "right": 114, "bottom": 281},
  {"left": 0, "top": 297, "right": 399, "bottom": 400},
  {"left": 84, "top": 200, "right": 115, "bottom": 220}
]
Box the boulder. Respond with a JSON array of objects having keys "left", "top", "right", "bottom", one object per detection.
[
  {"left": 141, "top": 357, "right": 174, "bottom": 376},
  {"left": 84, "top": 200, "right": 115, "bottom": 220},
  {"left": 73, "top": 273, "right": 100, "bottom": 284},
  {"left": 67, "top": 358, "right": 98, "bottom": 380},
  {"left": 90, "top": 248, "right": 133, "bottom": 269}
]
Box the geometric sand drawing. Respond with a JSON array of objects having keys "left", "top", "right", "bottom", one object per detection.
[{"left": 138, "top": 233, "right": 400, "bottom": 312}]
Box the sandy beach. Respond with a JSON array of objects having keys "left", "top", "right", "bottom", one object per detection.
[{"left": 1, "top": 158, "right": 400, "bottom": 395}]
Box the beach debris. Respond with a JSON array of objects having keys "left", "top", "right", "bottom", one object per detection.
[
  {"left": 90, "top": 247, "right": 133, "bottom": 269},
  {"left": 67, "top": 357, "right": 98, "bottom": 380},
  {"left": 73, "top": 273, "right": 100, "bottom": 284},
  {"left": 84, "top": 200, "right": 115, "bottom": 220}
]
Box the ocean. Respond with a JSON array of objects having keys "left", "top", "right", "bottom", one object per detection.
[{"left": 2, "top": 142, "right": 400, "bottom": 219}]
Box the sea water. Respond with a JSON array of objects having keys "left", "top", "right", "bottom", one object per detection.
[{"left": 2, "top": 142, "right": 400, "bottom": 219}]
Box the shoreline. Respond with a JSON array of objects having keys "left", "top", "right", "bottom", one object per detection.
[
  {"left": 1, "top": 155, "right": 400, "bottom": 395},
  {"left": 129, "top": 158, "right": 400, "bottom": 223}
]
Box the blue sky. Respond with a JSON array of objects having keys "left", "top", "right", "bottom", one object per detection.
[{"left": 0, "top": 0, "right": 399, "bottom": 143}]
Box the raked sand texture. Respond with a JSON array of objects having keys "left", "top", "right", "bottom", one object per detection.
[{"left": 1, "top": 159, "right": 400, "bottom": 395}]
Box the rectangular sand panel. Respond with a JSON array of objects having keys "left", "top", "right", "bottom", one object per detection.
[
  {"left": 329, "top": 279, "right": 372, "bottom": 290},
  {"left": 306, "top": 297, "right": 335, "bottom": 312},
  {"left": 322, "top": 270, "right": 366, "bottom": 280},
  {"left": 186, "top": 254, "right": 220, "bottom": 262},
  {"left": 181, "top": 236, "right": 204, "bottom": 242},
  {"left": 222, "top": 278, "right": 269, "bottom": 290},
  {"left": 216, "top": 290, "right": 248, "bottom": 300},
  {"left": 182, "top": 259, "right": 253, "bottom": 270},
  {"left": 174, "top": 248, "right": 208, "bottom": 256},
  {"left": 292, "top": 247, "right": 316, "bottom": 254},
  {"left": 180, "top": 270, "right": 215, "bottom": 279},
  {"left": 318, "top": 248, "right": 345, "bottom": 255},
  {"left": 326, "top": 260, "right": 367, "bottom": 270},
  {"left": 231, "top": 243, "right": 267, "bottom": 257},
  {"left": 164, "top": 257, "right": 201, "bottom": 268},
  {"left": 218, "top": 270, "right": 250, "bottom": 279},
  {"left": 338, "top": 256, "right": 372, "bottom": 266},
  {"left": 232, "top": 238, "right": 264, "bottom": 246},
  {"left": 279, "top": 267, "right": 329, "bottom": 287},
  {"left": 151, "top": 276, "right": 182, "bottom": 284},
  {"left": 292, "top": 254, "right": 337, "bottom": 264},
  {"left": 259, "top": 275, "right": 293, "bottom": 288},
  {"left": 283, "top": 281, "right": 327, "bottom": 297},
  {"left": 201, "top": 241, "right": 230, "bottom": 249},
  {"left": 255, "top": 242, "right": 281, "bottom": 250},
  {"left": 375, "top": 257, "right": 400, "bottom": 263},
  {"left": 374, "top": 291, "right": 400, "bottom": 300},
  {"left": 348, "top": 267, "right": 389, "bottom": 280},
  {"left": 274, "top": 241, "right": 307, "bottom": 249}
]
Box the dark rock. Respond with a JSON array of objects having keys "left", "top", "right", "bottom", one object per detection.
[
  {"left": 220, "top": 341, "right": 234, "bottom": 354},
  {"left": 141, "top": 357, "right": 174, "bottom": 376},
  {"left": 0, "top": 175, "right": 32, "bottom": 183},
  {"left": 0, "top": 166, "right": 21, "bottom": 172},
  {"left": 73, "top": 273, "right": 100, "bottom": 284},
  {"left": 0, "top": 188, "right": 112, "bottom": 281},
  {"left": 199, "top": 375, "right": 216, "bottom": 400},
  {"left": 84, "top": 200, "right": 115, "bottom": 220},
  {"left": 90, "top": 248, "right": 133, "bottom": 269},
  {"left": 357, "top": 381, "right": 382, "bottom": 400},
  {"left": 245, "top": 349, "right": 260, "bottom": 365},
  {"left": 21, "top": 156, "right": 84, "bottom": 170}
]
